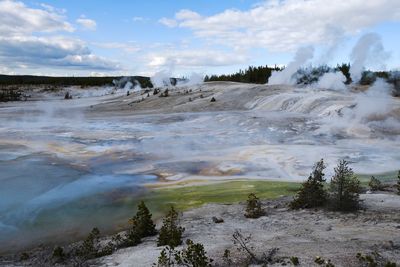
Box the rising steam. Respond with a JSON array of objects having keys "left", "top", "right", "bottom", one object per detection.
[
  {"left": 268, "top": 46, "right": 314, "bottom": 85},
  {"left": 350, "top": 33, "right": 389, "bottom": 83}
]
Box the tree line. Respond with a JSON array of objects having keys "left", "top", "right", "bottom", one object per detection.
[
  {"left": 0, "top": 75, "right": 154, "bottom": 88},
  {"left": 204, "top": 63, "right": 400, "bottom": 92},
  {"left": 204, "top": 65, "right": 283, "bottom": 84}
]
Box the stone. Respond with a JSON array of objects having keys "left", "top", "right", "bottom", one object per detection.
[{"left": 212, "top": 216, "right": 224, "bottom": 223}]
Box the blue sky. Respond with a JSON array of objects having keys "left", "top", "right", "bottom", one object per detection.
[{"left": 0, "top": 0, "right": 399, "bottom": 77}]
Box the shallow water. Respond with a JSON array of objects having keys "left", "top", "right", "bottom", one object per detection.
[{"left": 0, "top": 86, "right": 399, "bottom": 251}]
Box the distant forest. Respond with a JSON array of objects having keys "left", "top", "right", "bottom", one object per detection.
[
  {"left": 0, "top": 64, "right": 398, "bottom": 90},
  {"left": 204, "top": 63, "right": 398, "bottom": 86},
  {"left": 204, "top": 65, "right": 283, "bottom": 84},
  {"left": 0, "top": 75, "right": 154, "bottom": 88}
]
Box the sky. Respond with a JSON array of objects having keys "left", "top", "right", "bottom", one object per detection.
[{"left": 0, "top": 0, "right": 399, "bottom": 77}]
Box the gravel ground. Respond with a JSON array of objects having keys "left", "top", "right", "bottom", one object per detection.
[
  {"left": 1, "top": 192, "right": 399, "bottom": 266},
  {"left": 95, "top": 192, "right": 400, "bottom": 267}
]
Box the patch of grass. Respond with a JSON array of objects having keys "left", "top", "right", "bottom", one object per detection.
[
  {"left": 356, "top": 171, "right": 399, "bottom": 185},
  {"left": 142, "top": 180, "right": 300, "bottom": 212},
  {"left": 28, "top": 180, "right": 300, "bottom": 247}
]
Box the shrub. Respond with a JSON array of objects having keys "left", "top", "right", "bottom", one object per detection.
[
  {"left": 20, "top": 252, "right": 29, "bottom": 261},
  {"left": 232, "top": 230, "right": 258, "bottom": 264},
  {"left": 52, "top": 246, "right": 65, "bottom": 262},
  {"left": 175, "top": 239, "right": 213, "bottom": 267},
  {"left": 314, "top": 256, "right": 335, "bottom": 266},
  {"left": 154, "top": 239, "right": 213, "bottom": 267},
  {"left": 356, "top": 251, "right": 397, "bottom": 267},
  {"left": 368, "top": 176, "right": 383, "bottom": 191},
  {"left": 232, "top": 230, "right": 281, "bottom": 265},
  {"left": 290, "top": 159, "right": 327, "bottom": 209},
  {"left": 159, "top": 89, "right": 169, "bottom": 97},
  {"left": 64, "top": 92, "right": 72, "bottom": 99},
  {"left": 77, "top": 227, "right": 101, "bottom": 260},
  {"left": 222, "top": 249, "right": 233, "bottom": 266},
  {"left": 290, "top": 256, "right": 300, "bottom": 266},
  {"left": 0, "top": 89, "right": 22, "bottom": 102},
  {"left": 125, "top": 224, "right": 142, "bottom": 246},
  {"left": 244, "top": 193, "right": 264, "bottom": 218},
  {"left": 155, "top": 246, "right": 172, "bottom": 266},
  {"left": 157, "top": 206, "right": 185, "bottom": 248},
  {"left": 329, "top": 160, "right": 361, "bottom": 211},
  {"left": 98, "top": 241, "right": 114, "bottom": 257}
]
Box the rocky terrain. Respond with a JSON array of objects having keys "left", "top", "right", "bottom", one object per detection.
[
  {"left": 1, "top": 82, "right": 400, "bottom": 266},
  {"left": 1, "top": 191, "right": 399, "bottom": 266}
]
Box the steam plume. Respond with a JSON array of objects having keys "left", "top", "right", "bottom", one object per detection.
[
  {"left": 350, "top": 33, "right": 389, "bottom": 83},
  {"left": 268, "top": 46, "right": 314, "bottom": 85}
]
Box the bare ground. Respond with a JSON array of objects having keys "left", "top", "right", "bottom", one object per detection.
[
  {"left": 4, "top": 192, "right": 398, "bottom": 266},
  {"left": 94, "top": 192, "right": 400, "bottom": 267}
]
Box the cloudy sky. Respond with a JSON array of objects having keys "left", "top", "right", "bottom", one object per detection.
[{"left": 0, "top": 0, "right": 399, "bottom": 77}]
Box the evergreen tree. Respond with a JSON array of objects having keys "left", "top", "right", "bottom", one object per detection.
[
  {"left": 157, "top": 206, "right": 185, "bottom": 248},
  {"left": 131, "top": 201, "right": 157, "bottom": 237},
  {"left": 329, "top": 160, "right": 361, "bottom": 211},
  {"left": 290, "top": 159, "right": 327, "bottom": 209},
  {"left": 245, "top": 193, "right": 264, "bottom": 218},
  {"left": 368, "top": 176, "right": 383, "bottom": 191},
  {"left": 397, "top": 170, "right": 400, "bottom": 195},
  {"left": 77, "top": 227, "right": 101, "bottom": 259},
  {"left": 126, "top": 201, "right": 156, "bottom": 246},
  {"left": 335, "top": 63, "right": 352, "bottom": 84},
  {"left": 204, "top": 65, "right": 282, "bottom": 84}
]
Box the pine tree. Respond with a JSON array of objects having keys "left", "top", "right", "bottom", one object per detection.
[
  {"left": 157, "top": 206, "right": 185, "bottom": 248},
  {"left": 244, "top": 193, "right": 264, "bottom": 218},
  {"left": 329, "top": 160, "right": 361, "bottom": 211},
  {"left": 368, "top": 176, "right": 383, "bottom": 191},
  {"left": 290, "top": 159, "right": 327, "bottom": 209},
  {"left": 131, "top": 201, "right": 157, "bottom": 237},
  {"left": 126, "top": 201, "right": 156, "bottom": 246}
]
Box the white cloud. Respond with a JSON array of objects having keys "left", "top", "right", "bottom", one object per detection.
[
  {"left": 159, "top": 17, "right": 178, "bottom": 28},
  {"left": 61, "top": 54, "right": 118, "bottom": 69},
  {"left": 76, "top": 16, "right": 97, "bottom": 31},
  {"left": 146, "top": 49, "right": 248, "bottom": 68},
  {"left": 90, "top": 72, "right": 108, "bottom": 77},
  {"left": 132, "top": 16, "right": 148, "bottom": 22},
  {"left": 175, "top": 9, "right": 201, "bottom": 20},
  {"left": 132, "top": 16, "right": 143, "bottom": 21},
  {"left": 168, "top": 0, "right": 400, "bottom": 52},
  {"left": 0, "top": 1, "right": 119, "bottom": 72},
  {"left": 39, "top": 3, "right": 66, "bottom": 14},
  {"left": 0, "top": 36, "right": 119, "bottom": 70},
  {"left": 93, "top": 42, "right": 140, "bottom": 53},
  {"left": 0, "top": 0, "right": 73, "bottom": 35}
]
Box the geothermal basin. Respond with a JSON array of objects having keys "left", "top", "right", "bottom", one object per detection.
[{"left": 0, "top": 82, "right": 399, "bottom": 252}]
